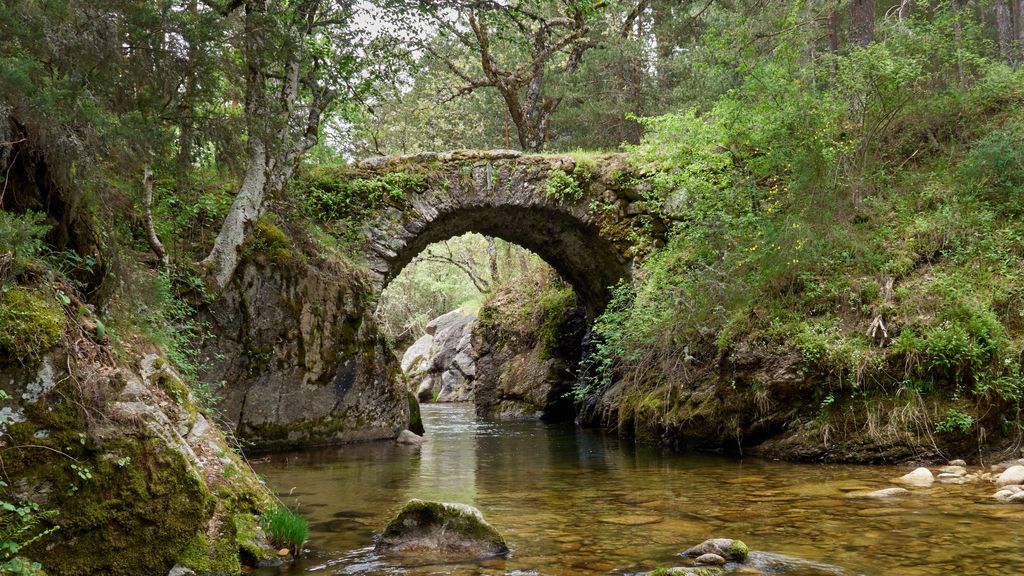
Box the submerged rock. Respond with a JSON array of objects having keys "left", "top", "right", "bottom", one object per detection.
[
  {"left": 377, "top": 499, "right": 508, "bottom": 559},
  {"left": 395, "top": 429, "right": 424, "bottom": 445},
  {"left": 846, "top": 487, "right": 911, "bottom": 499},
  {"left": 682, "top": 539, "right": 749, "bottom": 562},
  {"left": 598, "top": 514, "right": 664, "bottom": 526},
  {"left": 745, "top": 551, "right": 847, "bottom": 574}
]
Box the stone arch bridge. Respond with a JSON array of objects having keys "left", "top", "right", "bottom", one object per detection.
[
  {"left": 355, "top": 149, "right": 667, "bottom": 313},
  {"left": 203, "top": 149, "right": 669, "bottom": 451}
]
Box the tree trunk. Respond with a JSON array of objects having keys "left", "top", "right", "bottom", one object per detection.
[
  {"left": 142, "top": 164, "right": 170, "bottom": 269},
  {"left": 200, "top": 138, "right": 268, "bottom": 289},
  {"left": 652, "top": 0, "right": 675, "bottom": 107},
  {"left": 996, "top": 0, "right": 1015, "bottom": 62},
  {"left": 827, "top": 10, "right": 840, "bottom": 83},
  {"left": 951, "top": 0, "right": 969, "bottom": 90},
  {"left": 898, "top": 0, "right": 914, "bottom": 20},
  {"left": 486, "top": 236, "right": 499, "bottom": 285},
  {"left": 850, "top": 0, "right": 874, "bottom": 46},
  {"left": 1017, "top": 0, "right": 1024, "bottom": 63}
]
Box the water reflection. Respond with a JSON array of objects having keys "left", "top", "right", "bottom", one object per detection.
[{"left": 253, "top": 404, "right": 1024, "bottom": 576}]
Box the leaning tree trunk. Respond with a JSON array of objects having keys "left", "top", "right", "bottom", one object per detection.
[
  {"left": 142, "top": 164, "right": 169, "bottom": 269},
  {"left": 200, "top": 138, "right": 268, "bottom": 289}
]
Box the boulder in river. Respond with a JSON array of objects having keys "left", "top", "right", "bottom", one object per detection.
[
  {"left": 377, "top": 499, "right": 508, "bottom": 559},
  {"left": 402, "top": 309, "right": 478, "bottom": 403},
  {"left": 682, "top": 538, "right": 749, "bottom": 562},
  {"left": 893, "top": 467, "right": 934, "bottom": 486},
  {"left": 995, "top": 464, "right": 1024, "bottom": 486},
  {"left": 992, "top": 485, "right": 1024, "bottom": 501}
]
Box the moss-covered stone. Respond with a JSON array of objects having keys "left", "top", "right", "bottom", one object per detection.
[
  {"left": 3, "top": 349, "right": 275, "bottom": 576},
  {"left": 407, "top": 391, "right": 424, "bottom": 435},
  {"left": 0, "top": 287, "right": 64, "bottom": 361},
  {"left": 377, "top": 499, "right": 508, "bottom": 558}
]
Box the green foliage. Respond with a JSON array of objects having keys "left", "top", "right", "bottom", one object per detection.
[
  {"left": 260, "top": 506, "right": 307, "bottom": 553},
  {"left": 544, "top": 168, "right": 586, "bottom": 203},
  {"left": 537, "top": 283, "right": 576, "bottom": 360},
  {"left": 300, "top": 168, "right": 424, "bottom": 223},
  {"left": 958, "top": 120, "right": 1024, "bottom": 214},
  {"left": 242, "top": 213, "right": 298, "bottom": 267},
  {"left": 0, "top": 288, "right": 64, "bottom": 362},
  {"left": 935, "top": 408, "right": 974, "bottom": 435},
  {"left": 0, "top": 483, "right": 58, "bottom": 576},
  {"left": 0, "top": 212, "right": 49, "bottom": 285},
  {"left": 580, "top": 7, "right": 1024, "bottom": 452}
]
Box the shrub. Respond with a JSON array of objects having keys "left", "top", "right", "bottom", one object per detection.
[
  {"left": 935, "top": 408, "right": 974, "bottom": 435},
  {"left": 300, "top": 169, "right": 424, "bottom": 223},
  {"left": 0, "top": 211, "right": 49, "bottom": 285},
  {"left": 537, "top": 283, "right": 576, "bottom": 359},
  {"left": 260, "top": 506, "right": 307, "bottom": 555},
  {"left": 0, "top": 288, "right": 64, "bottom": 362},
  {"left": 958, "top": 120, "right": 1024, "bottom": 214},
  {"left": 544, "top": 169, "right": 584, "bottom": 203}
]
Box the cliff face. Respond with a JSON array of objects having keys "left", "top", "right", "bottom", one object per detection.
[
  {"left": 201, "top": 242, "right": 408, "bottom": 451},
  {"left": 470, "top": 282, "right": 585, "bottom": 421},
  {"left": 403, "top": 308, "right": 478, "bottom": 403}
]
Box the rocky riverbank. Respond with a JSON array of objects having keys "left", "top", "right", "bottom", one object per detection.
[{"left": 398, "top": 276, "right": 585, "bottom": 421}]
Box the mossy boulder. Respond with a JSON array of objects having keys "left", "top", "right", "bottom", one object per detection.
[
  {"left": 0, "top": 287, "right": 63, "bottom": 361},
  {"left": 4, "top": 350, "right": 274, "bottom": 576},
  {"left": 682, "top": 539, "right": 749, "bottom": 563},
  {"left": 377, "top": 499, "right": 508, "bottom": 559}
]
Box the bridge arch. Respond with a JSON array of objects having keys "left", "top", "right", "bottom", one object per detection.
[{"left": 357, "top": 150, "right": 664, "bottom": 314}]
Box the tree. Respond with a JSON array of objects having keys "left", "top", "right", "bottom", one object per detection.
[
  {"left": 201, "top": 0, "right": 378, "bottom": 289},
  {"left": 850, "top": 0, "right": 874, "bottom": 46},
  {"left": 996, "top": 0, "right": 1016, "bottom": 62},
  {"left": 395, "top": 0, "right": 607, "bottom": 151}
]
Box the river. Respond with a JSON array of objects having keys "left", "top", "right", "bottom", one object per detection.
[{"left": 251, "top": 403, "right": 1024, "bottom": 575}]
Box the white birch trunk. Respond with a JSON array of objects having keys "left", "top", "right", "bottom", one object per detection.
[{"left": 200, "top": 139, "right": 268, "bottom": 289}]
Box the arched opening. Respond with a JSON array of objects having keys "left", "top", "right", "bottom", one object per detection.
[
  {"left": 372, "top": 204, "right": 632, "bottom": 317},
  {"left": 376, "top": 232, "right": 590, "bottom": 422}
]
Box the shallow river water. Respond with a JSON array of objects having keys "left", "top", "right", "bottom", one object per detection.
[{"left": 251, "top": 404, "right": 1024, "bottom": 576}]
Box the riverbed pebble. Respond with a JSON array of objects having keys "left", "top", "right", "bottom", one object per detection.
[
  {"left": 949, "top": 459, "right": 967, "bottom": 466},
  {"left": 894, "top": 467, "right": 934, "bottom": 486},
  {"left": 937, "top": 473, "right": 967, "bottom": 484},
  {"left": 938, "top": 465, "right": 967, "bottom": 476}
]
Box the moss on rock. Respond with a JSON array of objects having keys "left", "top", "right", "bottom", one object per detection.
[
  {"left": 378, "top": 499, "right": 508, "bottom": 558},
  {"left": 0, "top": 287, "right": 64, "bottom": 362}
]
